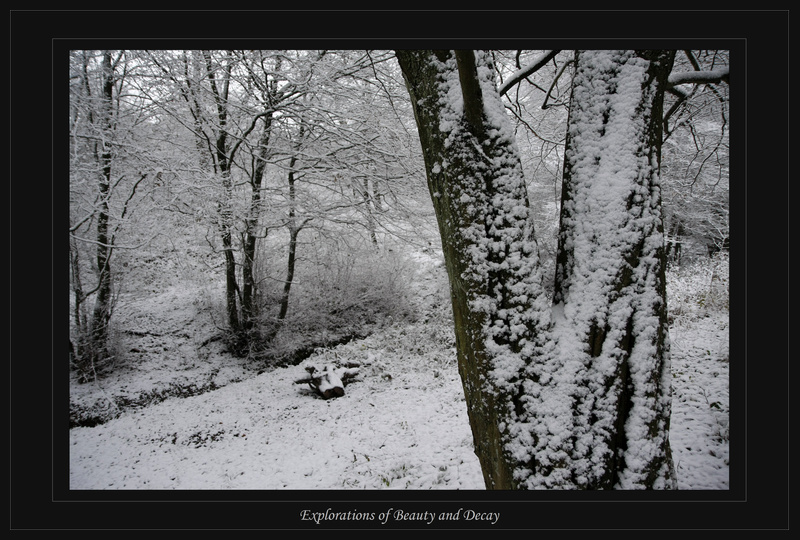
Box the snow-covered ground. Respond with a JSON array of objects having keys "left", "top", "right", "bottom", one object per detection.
[
  {"left": 68, "top": 250, "right": 729, "bottom": 491},
  {"left": 668, "top": 314, "right": 730, "bottom": 489}
]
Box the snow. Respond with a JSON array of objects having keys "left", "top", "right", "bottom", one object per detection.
[
  {"left": 68, "top": 50, "right": 727, "bottom": 492},
  {"left": 69, "top": 246, "right": 728, "bottom": 491},
  {"left": 70, "top": 351, "right": 480, "bottom": 490},
  {"left": 70, "top": 250, "right": 485, "bottom": 490},
  {"left": 508, "top": 50, "right": 678, "bottom": 489},
  {"left": 668, "top": 312, "right": 730, "bottom": 489}
]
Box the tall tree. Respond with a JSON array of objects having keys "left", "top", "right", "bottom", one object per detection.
[
  {"left": 69, "top": 50, "right": 150, "bottom": 381},
  {"left": 89, "top": 50, "right": 115, "bottom": 367},
  {"left": 397, "top": 49, "right": 551, "bottom": 488},
  {"left": 237, "top": 50, "right": 285, "bottom": 340},
  {"left": 201, "top": 50, "right": 243, "bottom": 341},
  {"left": 547, "top": 50, "right": 677, "bottom": 489},
  {"left": 145, "top": 50, "right": 297, "bottom": 353},
  {"left": 396, "top": 49, "right": 678, "bottom": 489}
]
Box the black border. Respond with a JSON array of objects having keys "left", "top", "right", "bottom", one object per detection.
[{"left": 9, "top": 9, "right": 789, "bottom": 531}]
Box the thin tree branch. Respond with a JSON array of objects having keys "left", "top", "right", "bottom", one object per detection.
[{"left": 498, "top": 50, "right": 560, "bottom": 97}]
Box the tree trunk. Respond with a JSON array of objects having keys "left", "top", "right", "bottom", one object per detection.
[
  {"left": 548, "top": 50, "right": 677, "bottom": 489},
  {"left": 87, "top": 50, "right": 115, "bottom": 371},
  {"left": 205, "top": 51, "right": 242, "bottom": 342},
  {"left": 219, "top": 169, "right": 240, "bottom": 336},
  {"left": 397, "top": 49, "right": 676, "bottom": 489},
  {"left": 241, "top": 113, "right": 274, "bottom": 333},
  {"left": 362, "top": 177, "right": 378, "bottom": 248},
  {"left": 69, "top": 235, "right": 85, "bottom": 338},
  {"left": 396, "top": 49, "right": 549, "bottom": 489},
  {"left": 277, "top": 150, "right": 303, "bottom": 325},
  {"left": 278, "top": 224, "right": 299, "bottom": 323}
]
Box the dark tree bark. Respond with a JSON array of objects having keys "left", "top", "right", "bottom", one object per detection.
[
  {"left": 277, "top": 150, "right": 302, "bottom": 325},
  {"left": 202, "top": 51, "right": 242, "bottom": 339},
  {"left": 397, "top": 49, "right": 549, "bottom": 489},
  {"left": 86, "top": 50, "right": 116, "bottom": 372},
  {"left": 261, "top": 127, "right": 309, "bottom": 344},
  {"left": 241, "top": 113, "right": 275, "bottom": 333}
]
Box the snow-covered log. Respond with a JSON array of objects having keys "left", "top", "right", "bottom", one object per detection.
[{"left": 295, "top": 363, "right": 360, "bottom": 399}]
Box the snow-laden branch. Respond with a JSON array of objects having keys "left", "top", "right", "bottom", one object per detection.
[
  {"left": 663, "top": 66, "right": 729, "bottom": 134},
  {"left": 498, "top": 50, "right": 561, "bottom": 97},
  {"left": 667, "top": 67, "right": 729, "bottom": 88},
  {"left": 69, "top": 231, "right": 158, "bottom": 250}
]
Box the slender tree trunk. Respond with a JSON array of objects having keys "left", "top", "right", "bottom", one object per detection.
[
  {"left": 69, "top": 235, "right": 85, "bottom": 337},
  {"left": 205, "top": 51, "right": 241, "bottom": 339},
  {"left": 277, "top": 226, "right": 299, "bottom": 323},
  {"left": 219, "top": 168, "right": 240, "bottom": 335},
  {"left": 69, "top": 232, "right": 89, "bottom": 372},
  {"left": 87, "top": 50, "right": 115, "bottom": 372},
  {"left": 241, "top": 114, "right": 274, "bottom": 332},
  {"left": 362, "top": 177, "right": 378, "bottom": 248},
  {"left": 277, "top": 152, "right": 302, "bottom": 324}
]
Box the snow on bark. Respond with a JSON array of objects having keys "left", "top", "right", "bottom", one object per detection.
[
  {"left": 406, "top": 50, "right": 553, "bottom": 488},
  {"left": 462, "top": 59, "right": 549, "bottom": 383},
  {"left": 432, "top": 51, "right": 550, "bottom": 385},
  {"left": 516, "top": 50, "right": 676, "bottom": 489},
  {"left": 398, "top": 49, "right": 675, "bottom": 490}
]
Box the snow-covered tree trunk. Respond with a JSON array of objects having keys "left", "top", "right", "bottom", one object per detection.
[
  {"left": 396, "top": 49, "right": 551, "bottom": 489},
  {"left": 397, "top": 49, "right": 677, "bottom": 490},
  {"left": 87, "top": 50, "right": 116, "bottom": 373},
  {"left": 542, "top": 49, "right": 677, "bottom": 489}
]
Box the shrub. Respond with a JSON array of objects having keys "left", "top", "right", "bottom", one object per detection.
[
  {"left": 666, "top": 251, "right": 729, "bottom": 324},
  {"left": 254, "top": 241, "right": 416, "bottom": 364}
]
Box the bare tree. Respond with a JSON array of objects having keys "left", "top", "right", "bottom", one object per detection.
[
  {"left": 661, "top": 50, "right": 730, "bottom": 261},
  {"left": 69, "top": 50, "right": 151, "bottom": 381},
  {"left": 143, "top": 50, "right": 305, "bottom": 354}
]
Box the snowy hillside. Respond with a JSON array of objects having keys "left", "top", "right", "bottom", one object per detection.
[{"left": 68, "top": 249, "right": 729, "bottom": 491}]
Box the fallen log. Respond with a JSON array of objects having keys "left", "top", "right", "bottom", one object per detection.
[{"left": 294, "top": 363, "right": 360, "bottom": 399}]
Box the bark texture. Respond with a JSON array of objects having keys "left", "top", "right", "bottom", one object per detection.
[
  {"left": 87, "top": 50, "right": 115, "bottom": 369},
  {"left": 397, "top": 49, "right": 677, "bottom": 490},
  {"left": 396, "top": 49, "right": 548, "bottom": 488},
  {"left": 546, "top": 50, "right": 677, "bottom": 489}
]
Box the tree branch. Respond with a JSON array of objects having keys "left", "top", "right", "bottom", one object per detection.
[
  {"left": 454, "top": 50, "right": 485, "bottom": 134},
  {"left": 667, "top": 67, "right": 729, "bottom": 88},
  {"left": 498, "top": 50, "right": 560, "bottom": 97}
]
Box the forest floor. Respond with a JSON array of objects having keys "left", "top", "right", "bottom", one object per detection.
[{"left": 68, "top": 248, "right": 730, "bottom": 491}]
